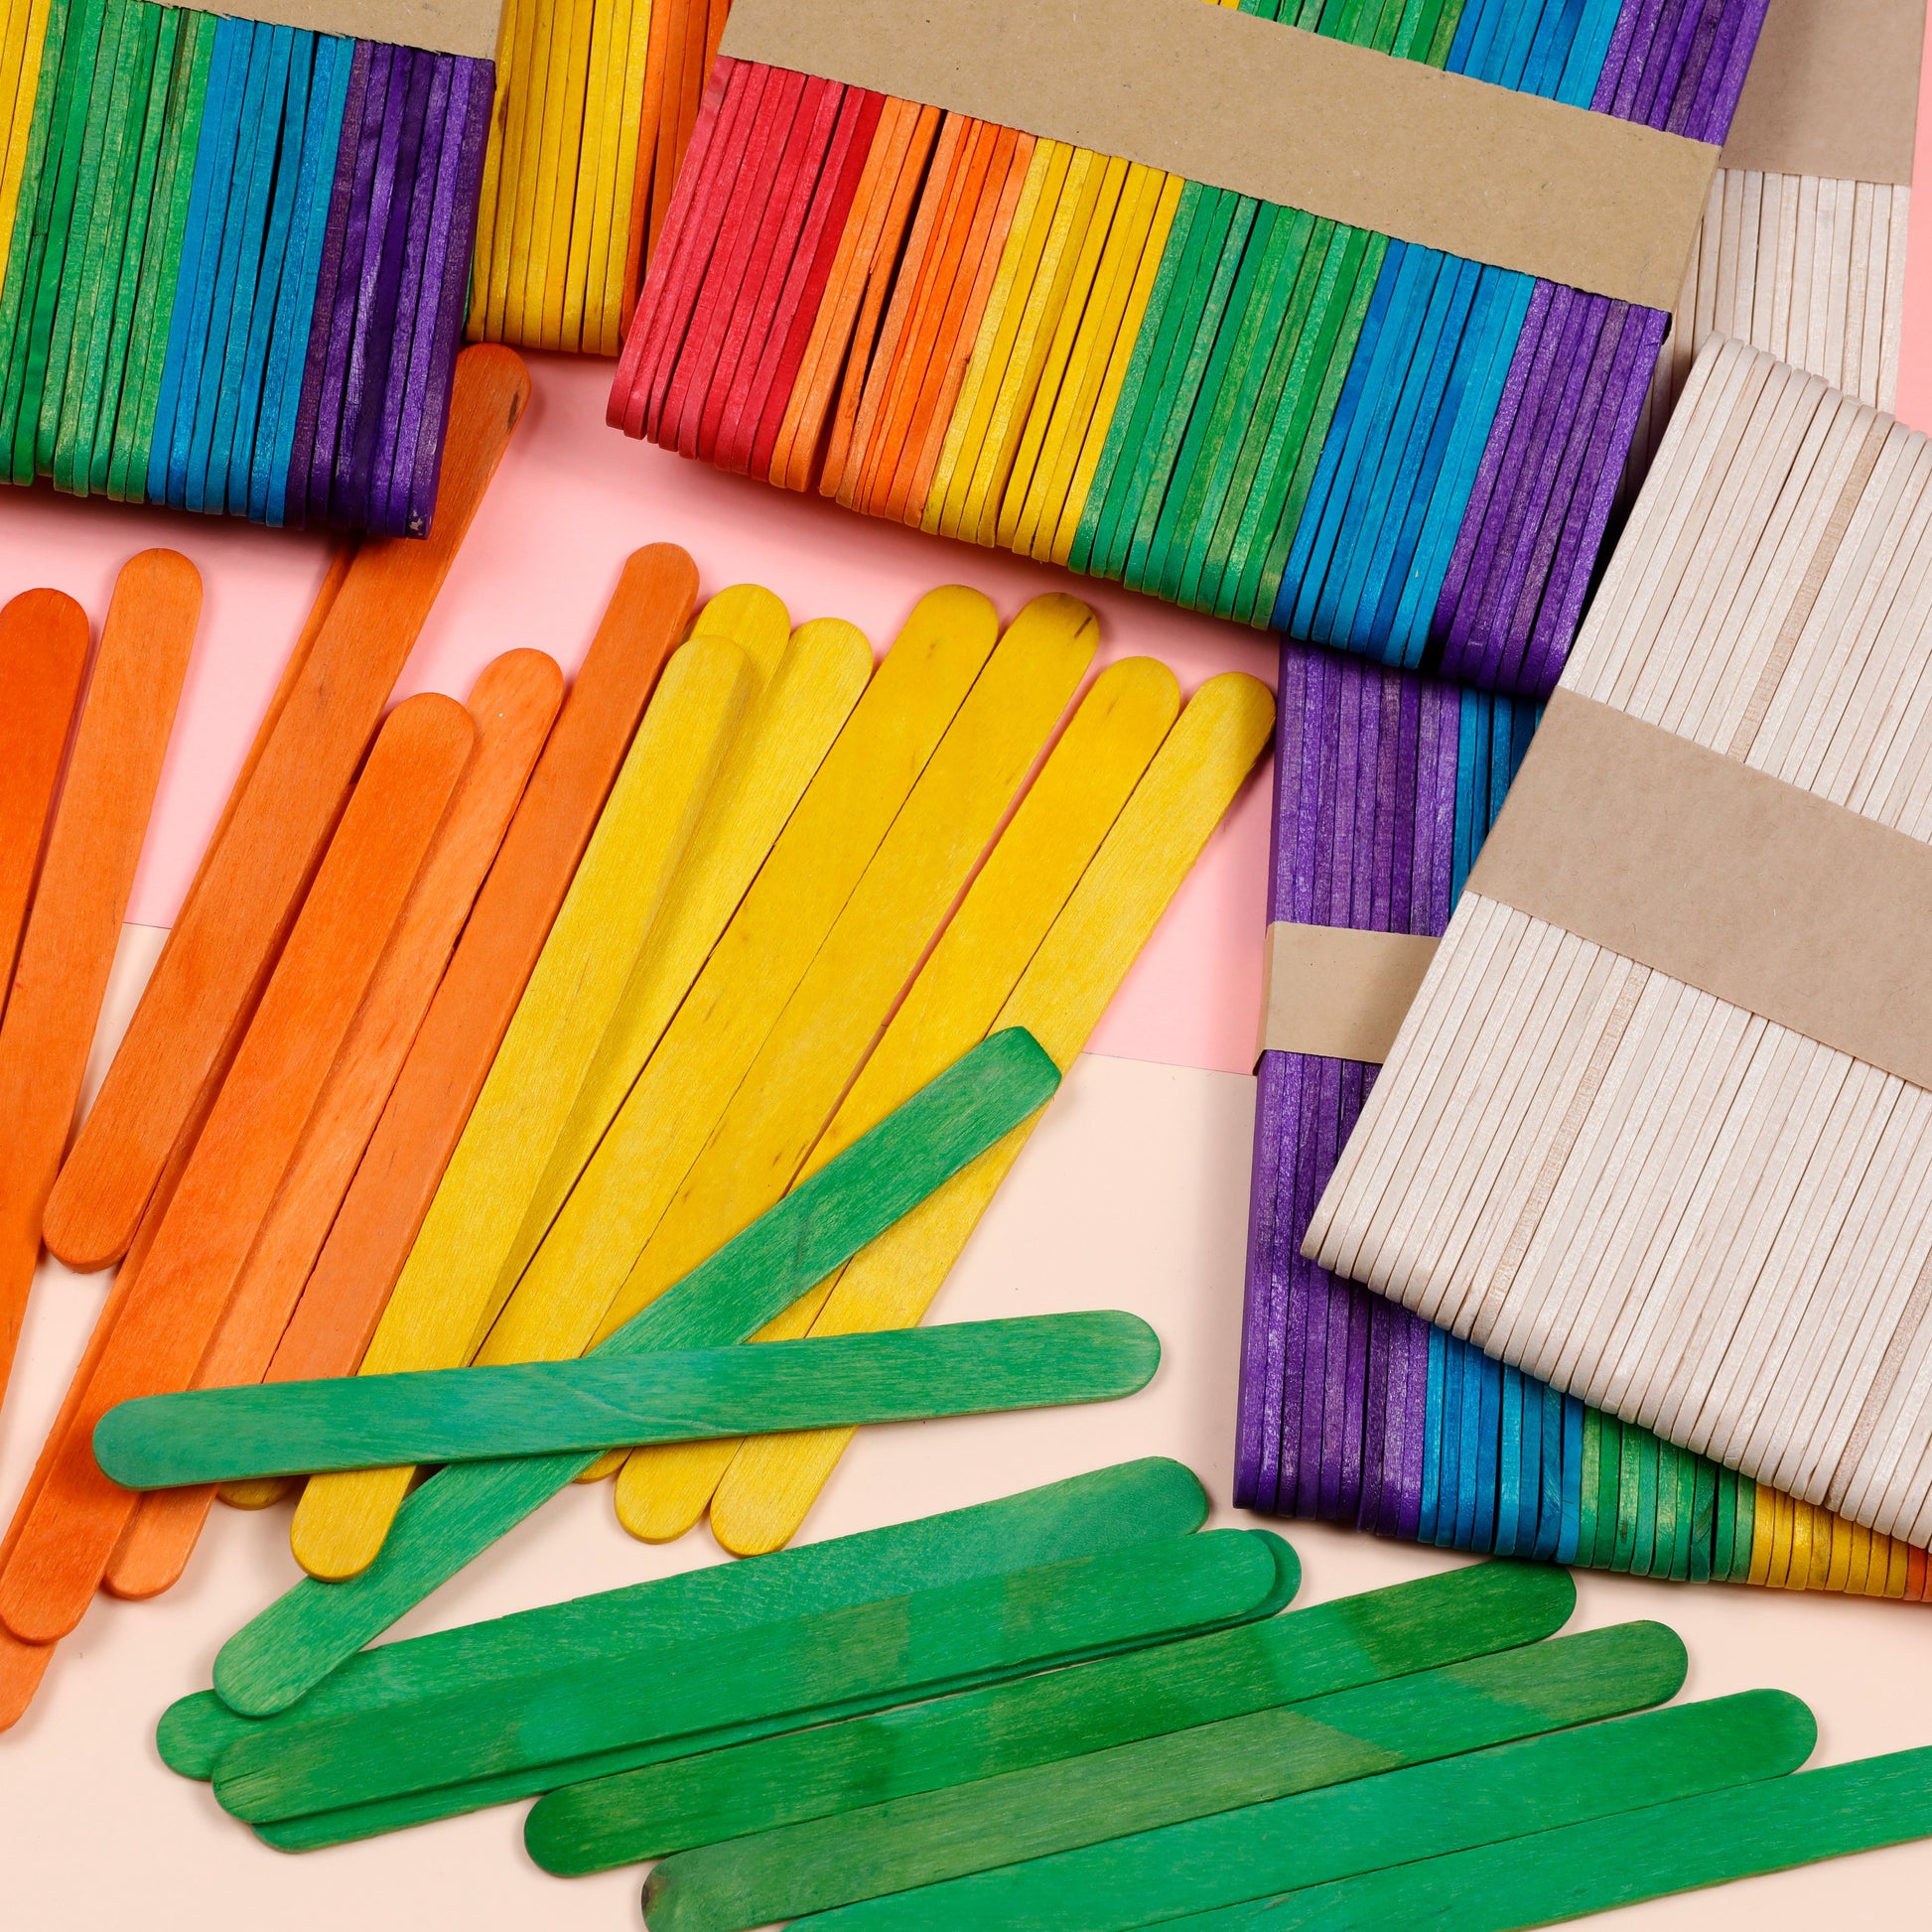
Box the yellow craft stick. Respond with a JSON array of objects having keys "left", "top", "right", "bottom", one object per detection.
[
  {"left": 586, "top": 0, "right": 646, "bottom": 352},
  {"left": 505, "top": 0, "right": 562, "bottom": 344},
  {"left": 486, "top": 0, "right": 544, "bottom": 340},
  {"left": 540, "top": 0, "right": 599, "bottom": 349},
  {"left": 468, "top": 0, "right": 516, "bottom": 340},
  {"left": 607, "top": 595, "right": 1099, "bottom": 1540},
  {"left": 288, "top": 638, "right": 752, "bottom": 1581},
  {"left": 703, "top": 671, "right": 1276, "bottom": 1554},
  {"left": 1052, "top": 171, "right": 1185, "bottom": 565},
  {"left": 486, "top": 589, "right": 999, "bottom": 1440},
  {"left": 625, "top": 654, "right": 1179, "bottom": 1546},
  {"left": 0, "top": 0, "right": 49, "bottom": 297},
  {"left": 484, "top": 590, "right": 873, "bottom": 1322}
]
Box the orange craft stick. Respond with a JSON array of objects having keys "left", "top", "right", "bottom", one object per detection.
[
  {"left": 255, "top": 545, "right": 697, "bottom": 1401},
  {"left": 42, "top": 347, "right": 530, "bottom": 1274},
  {"left": 0, "top": 553, "right": 203, "bottom": 1411},
  {"left": 0, "top": 695, "right": 476, "bottom": 1645},
  {"left": 102, "top": 651, "right": 564, "bottom": 1599},
  {"left": 0, "top": 591, "right": 89, "bottom": 1027}
]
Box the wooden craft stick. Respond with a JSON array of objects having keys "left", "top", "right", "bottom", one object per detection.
[
  {"left": 105, "top": 649, "right": 563, "bottom": 1589},
  {"left": 42, "top": 346, "right": 528, "bottom": 1274},
  {"left": 290, "top": 628, "right": 744, "bottom": 1580},
  {"left": 162, "top": 1456, "right": 1211, "bottom": 1778},
  {"left": 213, "top": 1528, "right": 1283, "bottom": 1824},
  {"left": 209, "top": 1030, "right": 1060, "bottom": 1716},
  {"left": 643, "top": 1626, "right": 1720, "bottom": 1932},
  {"left": 527, "top": 1559, "right": 1574, "bottom": 1873},
  {"left": 98, "top": 1311, "right": 1157, "bottom": 1483},
  {"left": 0, "top": 554, "right": 199, "bottom": 1408},
  {"left": 711, "top": 668, "right": 1275, "bottom": 1552},
  {"left": 0, "top": 693, "right": 475, "bottom": 1645},
  {"left": 783, "top": 1694, "right": 1821, "bottom": 1932},
  {"left": 0, "top": 588, "right": 88, "bottom": 1025}
]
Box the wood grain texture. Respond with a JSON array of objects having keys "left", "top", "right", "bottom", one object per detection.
[
  {"left": 786, "top": 1692, "right": 1821, "bottom": 1932},
  {"left": 0, "top": 554, "right": 199, "bottom": 1409},
  {"left": 257, "top": 544, "right": 694, "bottom": 1424},
  {"left": 527, "top": 1558, "right": 1573, "bottom": 1874},
  {"left": 209, "top": 1029, "right": 1062, "bottom": 1716},
  {"left": 292, "top": 621, "right": 740, "bottom": 1580},
  {"left": 214, "top": 1528, "right": 1284, "bottom": 1824},
  {"left": 0, "top": 693, "right": 476, "bottom": 1644},
  {"left": 42, "top": 345, "right": 528, "bottom": 1273},
  {"left": 106, "top": 648, "right": 563, "bottom": 1594},
  {"left": 0, "top": 588, "right": 88, "bottom": 1030}
]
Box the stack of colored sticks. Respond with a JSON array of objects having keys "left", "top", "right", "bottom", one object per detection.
[
  {"left": 0, "top": 0, "right": 495, "bottom": 532},
  {"left": 1237, "top": 639, "right": 1932, "bottom": 1599},
  {"left": 468, "top": 0, "right": 732, "bottom": 351},
  {"left": 617, "top": 0, "right": 1769, "bottom": 695}
]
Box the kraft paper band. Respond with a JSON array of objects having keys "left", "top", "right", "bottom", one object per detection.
[
  {"left": 1467, "top": 690, "right": 1932, "bottom": 1094},
  {"left": 1257, "top": 923, "right": 1441, "bottom": 1067},
  {"left": 1721, "top": 0, "right": 1924, "bottom": 188},
  {"left": 719, "top": 0, "right": 1721, "bottom": 312},
  {"left": 178, "top": 0, "right": 502, "bottom": 59}
]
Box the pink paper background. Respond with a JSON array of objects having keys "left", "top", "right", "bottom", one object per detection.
[{"left": 5, "top": 35, "right": 1932, "bottom": 1078}]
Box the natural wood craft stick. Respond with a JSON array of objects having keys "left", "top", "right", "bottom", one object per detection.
[
  {"left": 209, "top": 1030, "right": 1060, "bottom": 1717},
  {"left": 0, "top": 554, "right": 200, "bottom": 1410},
  {"left": 254, "top": 544, "right": 696, "bottom": 1449},
  {"left": 711, "top": 668, "right": 1275, "bottom": 1552},
  {"left": 106, "top": 649, "right": 564, "bottom": 1588},
  {"left": 97, "top": 1311, "right": 1157, "bottom": 1483},
  {"left": 291, "top": 626, "right": 744, "bottom": 1581},
  {"left": 0, "top": 588, "right": 88, "bottom": 1028},
  {"left": 0, "top": 694, "right": 476, "bottom": 1645},
  {"left": 42, "top": 346, "right": 530, "bottom": 1275}
]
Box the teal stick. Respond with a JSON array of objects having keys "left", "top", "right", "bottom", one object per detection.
[
  {"left": 97, "top": 1313, "right": 1159, "bottom": 1484},
  {"left": 785, "top": 1691, "right": 1820, "bottom": 1932},
  {"left": 211, "top": 1028, "right": 1060, "bottom": 1717},
  {"left": 525, "top": 1560, "right": 1575, "bottom": 1875},
  {"left": 212, "top": 1530, "right": 1286, "bottom": 1825}
]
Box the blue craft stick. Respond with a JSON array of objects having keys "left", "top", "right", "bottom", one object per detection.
[
  {"left": 1453, "top": 1337, "right": 1481, "bottom": 1551},
  {"left": 1416, "top": 1323, "right": 1446, "bottom": 1543},
  {"left": 1494, "top": 1366, "right": 1524, "bottom": 1558},
  {"left": 1557, "top": 1394, "right": 1586, "bottom": 1565},
  {"left": 1533, "top": 1382, "right": 1566, "bottom": 1562},
  {"left": 1471, "top": 1350, "right": 1501, "bottom": 1552}
]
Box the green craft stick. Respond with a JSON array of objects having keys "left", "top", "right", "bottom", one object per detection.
[
  {"left": 213, "top": 1529, "right": 1286, "bottom": 1825},
  {"left": 526, "top": 1559, "right": 1575, "bottom": 1875},
  {"left": 786, "top": 1690, "right": 1819, "bottom": 1932},
  {"left": 212, "top": 1029, "right": 1062, "bottom": 1718},
  {"left": 250, "top": 1536, "right": 1297, "bottom": 1853},
  {"left": 645, "top": 1621, "right": 1694, "bottom": 1932},
  {"left": 98, "top": 1313, "right": 1160, "bottom": 1485},
  {"left": 161, "top": 1456, "right": 1216, "bottom": 1779},
  {"left": 1134, "top": 1744, "right": 1932, "bottom": 1932}
]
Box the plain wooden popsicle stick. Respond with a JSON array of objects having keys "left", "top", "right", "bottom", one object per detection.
[
  {"left": 42, "top": 347, "right": 529, "bottom": 1274},
  {"left": 256, "top": 543, "right": 697, "bottom": 1427},
  {"left": 0, "top": 695, "right": 477, "bottom": 1645},
  {"left": 104, "top": 650, "right": 565, "bottom": 1594},
  {"left": 0, "top": 554, "right": 200, "bottom": 1410},
  {"left": 291, "top": 634, "right": 748, "bottom": 1581},
  {"left": 612, "top": 592, "right": 1097, "bottom": 1538},
  {"left": 0, "top": 589, "right": 88, "bottom": 1029},
  {"left": 710, "top": 669, "right": 1275, "bottom": 1553}
]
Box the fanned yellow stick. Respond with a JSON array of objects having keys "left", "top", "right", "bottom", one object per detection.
[
  {"left": 468, "top": 0, "right": 517, "bottom": 341},
  {"left": 623, "top": 653, "right": 1179, "bottom": 1546},
  {"left": 703, "top": 671, "right": 1276, "bottom": 1554},
  {"left": 288, "top": 638, "right": 752, "bottom": 1581},
  {"left": 609, "top": 595, "right": 1100, "bottom": 1540},
  {"left": 540, "top": 0, "right": 600, "bottom": 348},
  {"left": 0, "top": 0, "right": 51, "bottom": 297},
  {"left": 484, "top": 602, "right": 873, "bottom": 1341},
  {"left": 496, "top": 589, "right": 998, "bottom": 1450},
  {"left": 590, "top": 0, "right": 650, "bottom": 353},
  {"left": 506, "top": 0, "right": 563, "bottom": 343}
]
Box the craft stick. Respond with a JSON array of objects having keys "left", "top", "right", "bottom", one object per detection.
[
  {"left": 0, "top": 588, "right": 87, "bottom": 1022},
  {"left": 528, "top": 1558, "right": 1573, "bottom": 1873},
  {"left": 712, "top": 668, "right": 1274, "bottom": 1552},
  {"left": 210, "top": 1029, "right": 1060, "bottom": 1716},
  {"left": 98, "top": 1311, "right": 1158, "bottom": 1483},
  {"left": 214, "top": 1527, "right": 1284, "bottom": 1824},
  {"left": 290, "top": 624, "right": 742, "bottom": 1579},
  {"left": 0, "top": 556, "right": 197, "bottom": 1408},
  {"left": 0, "top": 692, "right": 475, "bottom": 1645},
  {"left": 105, "top": 649, "right": 563, "bottom": 1589},
  {"left": 644, "top": 1623, "right": 1714, "bottom": 1932},
  {"left": 257, "top": 544, "right": 693, "bottom": 1439},
  {"left": 42, "top": 346, "right": 528, "bottom": 1274}
]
